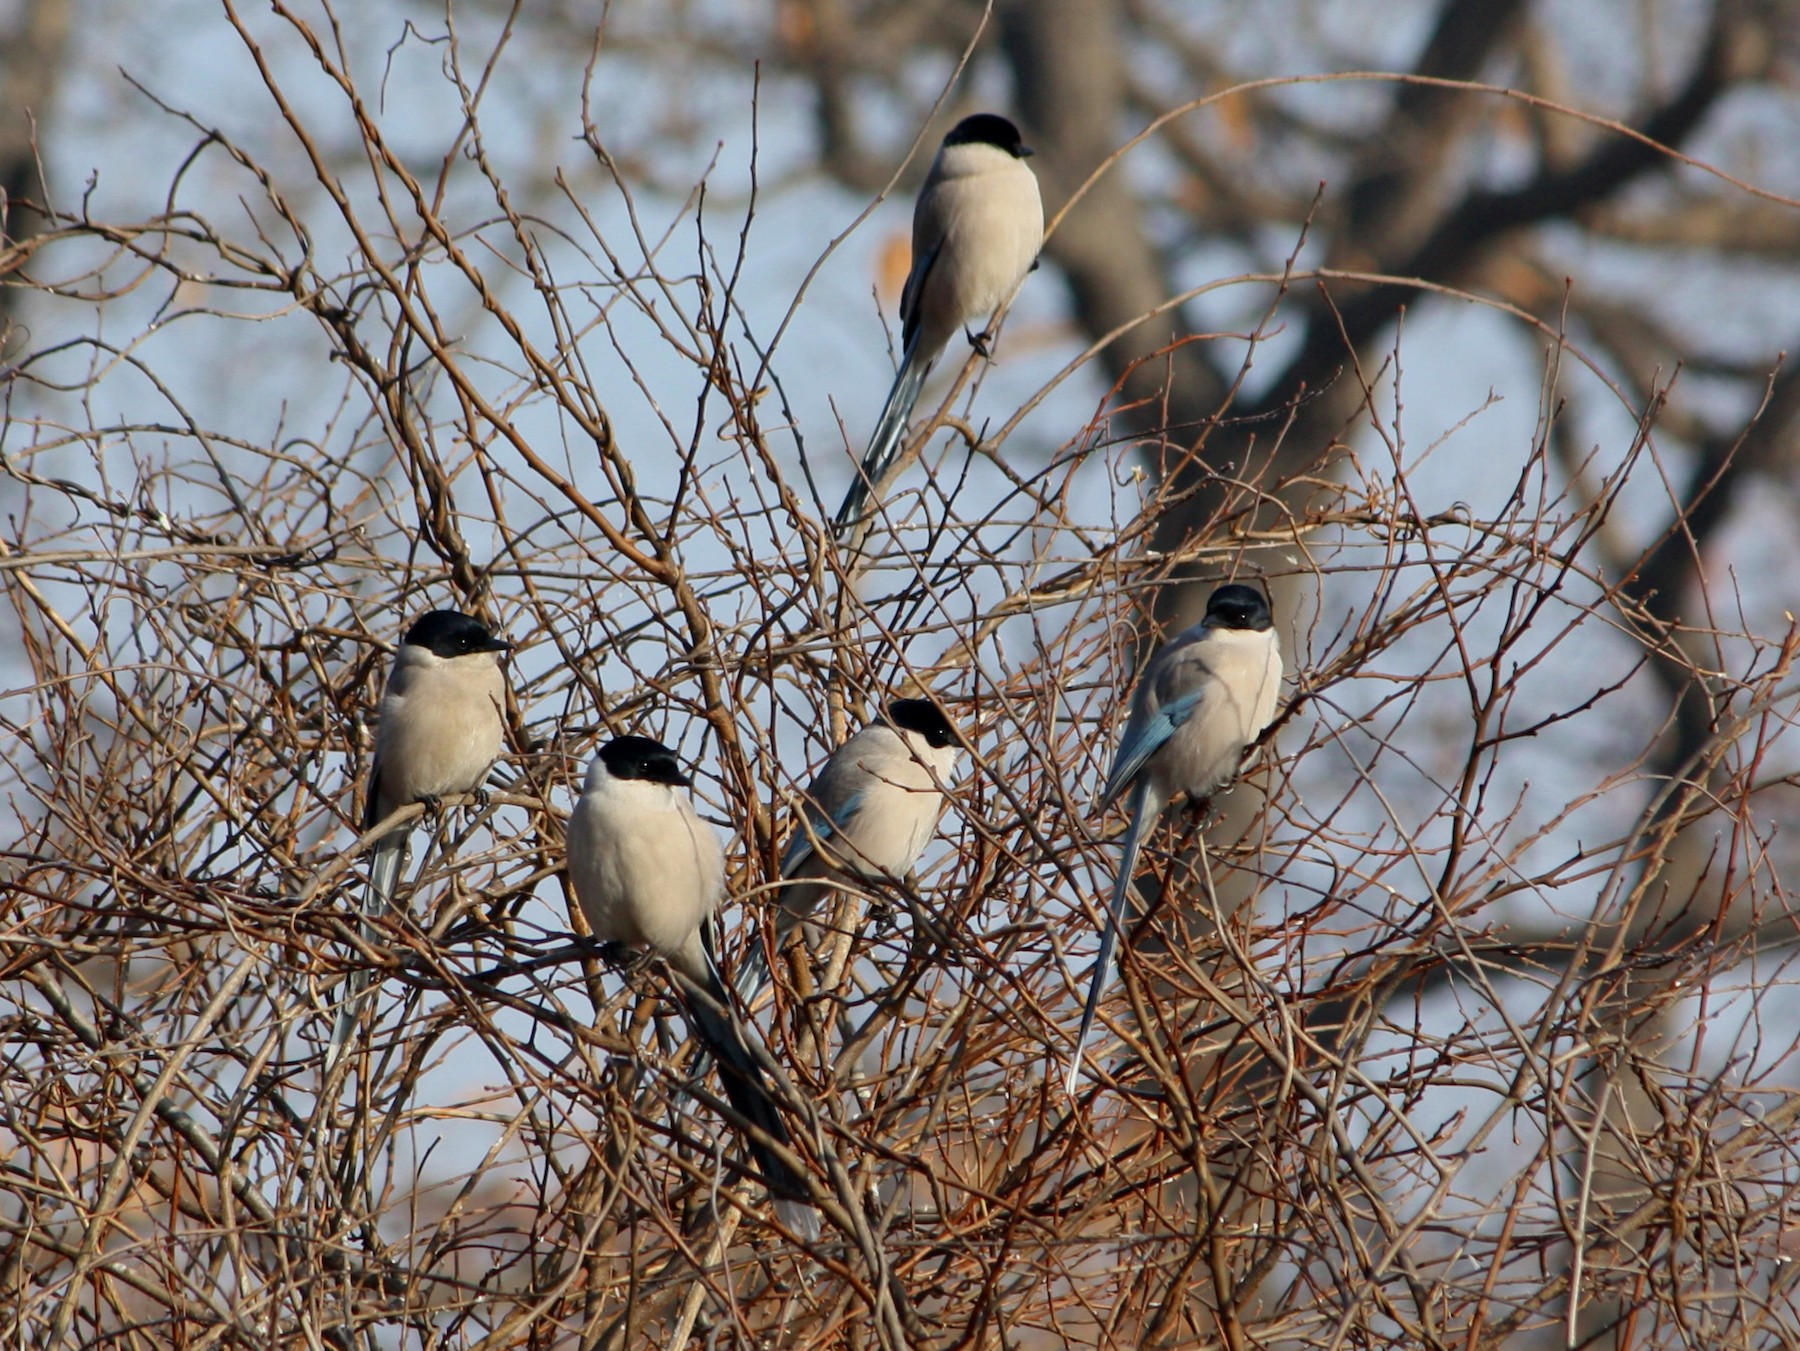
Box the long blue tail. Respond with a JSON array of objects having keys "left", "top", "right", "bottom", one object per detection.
[
  {"left": 733, "top": 870, "right": 813, "bottom": 1012},
  {"left": 733, "top": 937, "right": 774, "bottom": 1012},
  {"left": 832, "top": 343, "right": 931, "bottom": 536},
  {"left": 1067, "top": 780, "right": 1152, "bottom": 1097},
  {"left": 325, "top": 830, "right": 404, "bottom": 1074},
  {"left": 677, "top": 954, "right": 820, "bottom": 1241}
]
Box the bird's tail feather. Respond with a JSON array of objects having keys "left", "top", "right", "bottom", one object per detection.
[
  {"left": 774, "top": 1197, "right": 821, "bottom": 1242},
  {"left": 325, "top": 830, "right": 404, "bottom": 1075},
  {"left": 677, "top": 959, "right": 820, "bottom": 1242},
  {"left": 1067, "top": 780, "right": 1153, "bottom": 1098},
  {"left": 677, "top": 906, "right": 785, "bottom": 1119},
  {"left": 832, "top": 344, "right": 931, "bottom": 536},
  {"left": 733, "top": 942, "right": 773, "bottom": 1013},
  {"left": 733, "top": 873, "right": 815, "bottom": 1013}
]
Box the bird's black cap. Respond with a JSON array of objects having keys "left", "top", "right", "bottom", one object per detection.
[
  {"left": 1204, "top": 584, "right": 1274, "bottom": 632},
  {"left": 401, "top": 610, "right": 511, "bottom": 657},
  {"left": 598, "top": 735, "right": 691, "bottom": 787},
  {"left": 944, "top": 113, "right": 1032, "bottom": 159},
  {"left": 887, "top": 697, "right": 958, "bottom": 749}
]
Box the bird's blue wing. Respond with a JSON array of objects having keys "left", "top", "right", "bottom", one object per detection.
[
  {"left": 1099, "top": 688, "right": 1206, "bottom": 806},
  {"left": 898, "top": 239, "right": 943, "bottom": 352},
  {"left": 780, "top": 788, "right": 865, "bottom": 878}
]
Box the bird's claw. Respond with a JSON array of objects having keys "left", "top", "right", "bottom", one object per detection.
[
  {"left": 596, "top": 940, "right": 646, "bottom": 973},
  {"left": 965, "top": 327, "right": 994, "bottom": 359}
]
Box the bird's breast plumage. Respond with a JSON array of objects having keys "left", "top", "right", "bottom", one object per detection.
[
  {"left": 803, "top": 725, "right": 957, "bottom": 878},
  {"left": 1146, "top": 627, "right": 1282, "bottom": 803},
  {"left": 903, "top": 149, "right": 1044, "bottom": 356},
  {"left": 568, "top": 775, "right": 723, "bottom": 960},
  {"left": 372, "top": 649, "right": 506, "bottom": 821}
]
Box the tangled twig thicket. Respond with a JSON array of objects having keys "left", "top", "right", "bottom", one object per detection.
[{"left": 2, "top": 5, "right": 1798, "bottom": 1348}]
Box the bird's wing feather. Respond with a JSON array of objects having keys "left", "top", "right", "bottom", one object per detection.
[
  {"left": 1099, "top": 686, "right": 1206, "bottom": 806},
  {"left": 779, "top": 785, "right": 865, "bottom": 878},
  {"left": 362, "top": 753, "right": 385, "bottom": 832},
  {"left": 898, "top": 237, "right": 943, "bottom": 352}
]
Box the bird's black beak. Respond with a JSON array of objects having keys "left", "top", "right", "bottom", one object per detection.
[
  {"left": 484, "top": 636, "right": 514, "bottom": 654},
  {"left": 1018, "top": 145, "right": 1036, "bottom": 158}
]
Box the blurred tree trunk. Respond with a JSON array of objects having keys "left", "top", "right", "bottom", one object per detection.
[
  {"left": 0, "top": 0, "right": 70, "bottom": 349},
  {"left": 994, "top": 2, "right": 1796, "bottom": 1340}
]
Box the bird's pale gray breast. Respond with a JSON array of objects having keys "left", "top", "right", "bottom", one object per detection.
[
  {"left": 1149, "top": 634, "right": 1280, "bottom": 801},
  {"left": 905, "top": 159, "right": 1043, "bottom": 344},
  {"left": 373, "top": 657, "right": 505, "bottom": 816}
]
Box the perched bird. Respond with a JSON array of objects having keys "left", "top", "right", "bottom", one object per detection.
[
  {"left": 327, "top": 609, "right": 511, "bottom": 1073},
  {"left": 738, "top": 697, "right": 962, "bottom": 1005},
  {"left": 1068, "top": 584, "right": 1282, "bottom": 1096},
  {"left": 567, "top": 735, "right": 819, "bottom": 1239},
  {"left": 833, "top": 112, "right": 1044, "bottom": 536}
]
